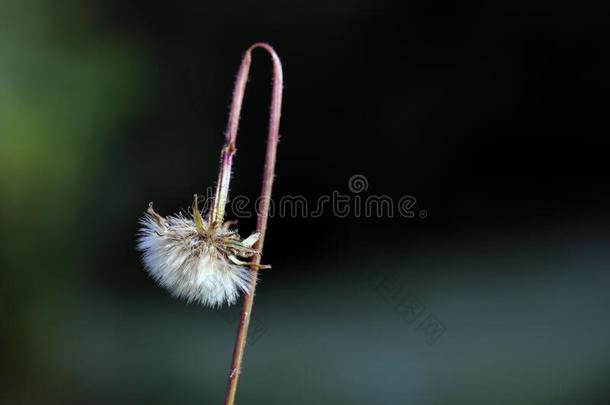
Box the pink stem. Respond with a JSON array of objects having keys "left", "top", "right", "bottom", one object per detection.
[{"left": 219, "top": 43, "right": 283, "bottom": 405}]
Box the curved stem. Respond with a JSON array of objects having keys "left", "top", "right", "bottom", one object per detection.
[{"left": 220, "top": 43, "right": 284, "bottom": 405}]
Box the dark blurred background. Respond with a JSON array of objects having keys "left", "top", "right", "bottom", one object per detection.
[{"left": 1, "top": 0, "right": 609, "bottom": 404}]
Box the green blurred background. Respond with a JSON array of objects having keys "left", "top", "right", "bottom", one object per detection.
[{"left": 2, "top": 0, "right": 610, "bottom": 404}]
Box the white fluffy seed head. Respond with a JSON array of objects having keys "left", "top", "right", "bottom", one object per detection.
[{"left": 137, "top": 203, "right": 260, "bottom": 307}]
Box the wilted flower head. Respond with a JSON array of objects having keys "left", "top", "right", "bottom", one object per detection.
[{"left": 137, "top": 195, "right": 264, "bottom": 307}]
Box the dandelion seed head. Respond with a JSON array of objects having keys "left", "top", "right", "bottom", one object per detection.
[{"left": 137, "top": 201, "right": 259, "bottom": 307}]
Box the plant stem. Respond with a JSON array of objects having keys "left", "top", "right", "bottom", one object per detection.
[{"left": 216, "top": 43, "right": 283, "bottom": 405}]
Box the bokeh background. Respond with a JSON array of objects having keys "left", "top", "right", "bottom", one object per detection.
[{"left": 2, "top": 0, "right": 610, "bottom": 404}]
